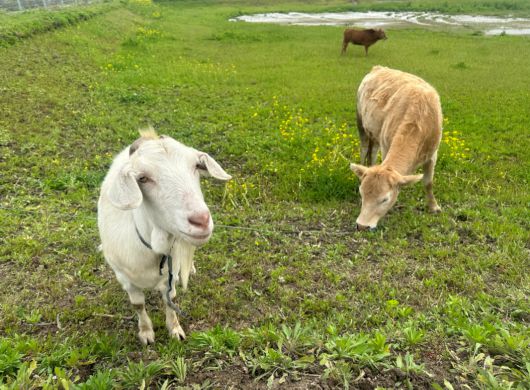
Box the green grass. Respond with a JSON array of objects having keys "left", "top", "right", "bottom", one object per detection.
[
  {"left": 0, "top": 0, "right": 529, "bottom": 388},
  {"left": 0, "top": 1, "right": 119, "bottom": 47}
]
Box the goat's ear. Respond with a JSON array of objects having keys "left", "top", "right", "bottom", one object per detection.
[
  {"left": 107, "top": 166, "right": 143, "bottom": 210},
  {"left": 198, "top": 153, "right": 232, "bottom": 181},
  {"left": 350, "top": 163, "right": 368, "bottom": 179},
  {"left": 398, "top": 173, "right": 423, "bottom": 186}
]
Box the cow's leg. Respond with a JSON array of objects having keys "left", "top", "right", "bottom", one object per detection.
[
  {"left": 423, "top": 152, "right": 441, "bottom": 213},
  {"left": 158, "top": 282, "right": 186, "bottom": 340},
  {"left": 360, "top": 136, "right": 371, "bottom": 166},
  {"left": 381, "top": 145, "right": 389, "bottom": 162},
  {"left": 369, "top": 143, "right": 380, "bottom": 166},
  {"left": 341, "top": 40, "right": 348, "bottom": 54},
  {"left": 357, "top": 109, "right": 370, "bottom": 165},
  {"left": 124, "top": 284, "right": 155, "bottom": 345},
  {"left": 364, "top": 45, "right": 369, "bottom": 56}
]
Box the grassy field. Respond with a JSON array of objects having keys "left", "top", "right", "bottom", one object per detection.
[
  {"left": 0, "top": 2, "right": 118, "bottom": 47},
  {"left": 0, "top": 0, "right": 529, "bottom": 388}
]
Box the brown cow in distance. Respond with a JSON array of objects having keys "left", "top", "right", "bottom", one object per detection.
[{"left": 342, "top": 28, "right": 387, "bottom": 56}]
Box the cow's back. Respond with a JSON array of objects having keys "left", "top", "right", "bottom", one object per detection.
[
  {"left": 357, "top": 66, "right": 442, "bottom": 161},
  {"left": 344, "top": 29, "right": 374, "bottom": 45}
]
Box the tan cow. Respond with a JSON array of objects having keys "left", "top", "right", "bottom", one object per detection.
[{"left": 350, "top": 66, "right": 442, "bottom": 230}]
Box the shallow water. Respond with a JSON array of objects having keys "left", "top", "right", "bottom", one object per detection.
[{"left": 230, "top": 11, "right": 530, "bottom": 36}]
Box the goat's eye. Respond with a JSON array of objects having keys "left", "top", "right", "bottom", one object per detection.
[
  {"left": 380, "top": 197, "right": 389, "bottom": 204},
  {"left": 196, "top": 162, "right": 206, "bottom": 171},
  {"left": 138, "top": 176, "right": 149, "bottom": 184}
]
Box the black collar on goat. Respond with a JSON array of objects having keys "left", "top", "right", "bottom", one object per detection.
[{"left": 134, "top": 226, "right": 187, "bottom": 318}]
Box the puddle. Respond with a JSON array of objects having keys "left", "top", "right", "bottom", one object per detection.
[{"left": 230, "top": 11, "right": 530, "bottom": 36}]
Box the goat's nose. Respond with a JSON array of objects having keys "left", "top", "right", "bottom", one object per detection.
[{"left": 188, "top": 212, "right": 210, "bottom": 230}]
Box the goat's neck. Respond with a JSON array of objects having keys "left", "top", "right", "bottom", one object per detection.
[
  {"left": 132, "top": 208, "right": 152, "bottom": 236},
  {"left": 132, "top": 208, "right": 172, "bottom": 255}
]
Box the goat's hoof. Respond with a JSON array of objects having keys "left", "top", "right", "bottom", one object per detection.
[
  {"left": 169, "top": 325, "right": 186, "bottom": 340},
  {"left": 138, "top": 329, "right": 155, "bottom": 345}
]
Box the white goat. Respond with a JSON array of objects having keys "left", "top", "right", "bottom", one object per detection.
[{"left": 97, "top": 128, "right": 231, "bottom": 344}]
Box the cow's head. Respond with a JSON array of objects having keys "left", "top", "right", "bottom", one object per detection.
[
  {"left": 350, "top": 164, "right": 421, "bottom": 230},
  {"left": 377, "top": 29, "right": 387, "bottom": 40}
]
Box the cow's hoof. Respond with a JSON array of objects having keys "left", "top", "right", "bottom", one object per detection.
[
  {"left": 138, "top": 328, "right": 155, "bottom": 345},
  {"left": 429, "top": 205, "right": 442, "bottom": 214},
  {"left": 169, "top": 325, "right": 186, "bottom": 340}
]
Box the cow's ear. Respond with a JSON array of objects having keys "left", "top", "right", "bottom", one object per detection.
[
  {"left": 398, "top": 174, "right": 423, "bottom": 186},
  {"left": 350, "top": 163, "right": 368, "bottom": 179}
]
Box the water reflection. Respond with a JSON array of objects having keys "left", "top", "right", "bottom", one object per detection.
[{"left": 230, "top": 11, "right": 530, "bottom": 36}]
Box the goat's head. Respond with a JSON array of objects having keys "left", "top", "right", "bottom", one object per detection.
[
  {"left": 107, "top": 129, "right": 231, "bottom": 246},
  {"left": 350, "top": 163, "right": 421, "bottom": 230}
]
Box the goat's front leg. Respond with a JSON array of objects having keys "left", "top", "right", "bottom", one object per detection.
[
  {"left": 158, "top": 282, "right": 186, "bottom": 340},
  {"left": 124, "top": 284, "right": 155, "bottom": 345},
  {"left": 165, "top": 305, "right": 186, "bottom": 340}
]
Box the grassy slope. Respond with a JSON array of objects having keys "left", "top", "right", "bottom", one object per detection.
[
  {"left": 0, "top": 0, "right": 529, "bottom": 388},
  {"left": 0, "top": 2, "right": 119, "bottom": 47}
]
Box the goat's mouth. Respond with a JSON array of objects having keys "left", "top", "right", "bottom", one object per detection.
[{"left": 179, "top": 231, "right": 211, "bottom": 243}]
